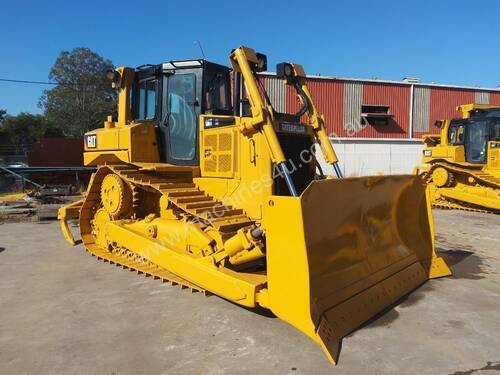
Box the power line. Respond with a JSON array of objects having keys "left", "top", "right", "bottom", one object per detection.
[
  {"left": 0, "top": 78, "right": 103, "bottom": 87},
  {"left": 0, "top": 78, "right": 59, "bottom": 85}
]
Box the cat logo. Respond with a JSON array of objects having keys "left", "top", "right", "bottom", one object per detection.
[{"left": 86, "top": 134, "right": 97, "bottom": 149}]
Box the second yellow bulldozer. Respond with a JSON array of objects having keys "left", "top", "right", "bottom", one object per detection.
[
  {"left": 415, "top": 104, "right": 500, "bottom": 213},
  {"left": 59, "top": 46, "right": 451, "bottom": 365}
]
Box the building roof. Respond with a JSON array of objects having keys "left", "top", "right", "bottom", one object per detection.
[{"left": 261, "top": 72, "right": 500, "bottom": 93}]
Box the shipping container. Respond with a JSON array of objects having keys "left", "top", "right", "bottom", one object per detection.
[{"left": 27, "top": 138, "right": 84, "bottom": 167}]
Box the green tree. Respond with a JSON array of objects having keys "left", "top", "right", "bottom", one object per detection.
[
  {"left": 0, "top": 109, "right": 6, "bottom": 123},
  {"left": 0, "top": 113, "right": 54, "bottom": 151},
  {"left": 39, "top": 48, "right": 116, "bottom": 137}
]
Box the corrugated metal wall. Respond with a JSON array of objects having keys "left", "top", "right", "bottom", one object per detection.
[
  {"left": 489, "top": 92, "right": 500, "bottom": 105},
  {"left": 357, "top": 83, "right": 410, "bottom": 138},
  {"left": 418, "top": 87, "right": 476, "bottom": 139},
  {"left": 260, "top": 74, "right": 499, "bottom": 139},
  {"left": 263, "top": 76, "right": 286, "bottom": 112},
  {"left": 286, "top": 78, "right": 344, "bottom": 136},
  {"left": 475, "top": 91, "right": 490, "bottom": 104},
  {"left": 412, "top": 86, "right": 431, "bottom": 133},
  {"left": 343, "top": 82, "right": 363, "bottom": 136}
]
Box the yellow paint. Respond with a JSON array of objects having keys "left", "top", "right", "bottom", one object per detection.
[
  {"left": 419, "top": 104, "right": 500, "bottom": 212},
  {"left": 59, "top": 45, "right": 452, "bottom": 365},
  {"left": 0, "top": 192, "right": 26, "bottom": 202}
]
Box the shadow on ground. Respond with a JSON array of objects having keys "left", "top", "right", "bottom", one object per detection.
[
  {"left": 438, "top": 249, "right": 487, "bottom": 280},
  {"left": 356, "top": 281, "right": 435, "bottom": 332},
  {"left": 359, "top": 248, "right": 488, "bottom": 333}
]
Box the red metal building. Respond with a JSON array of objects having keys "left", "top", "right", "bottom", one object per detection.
[
  {"left": 260, "top": 74, "right": 500, "bottom": 176},
  {"left": 262, "top": 74, "right": 500, "bottom": 140}
]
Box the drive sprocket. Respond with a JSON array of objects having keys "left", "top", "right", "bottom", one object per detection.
[{"left": 100, "top": 173, "right": 132, "bottom": 218}]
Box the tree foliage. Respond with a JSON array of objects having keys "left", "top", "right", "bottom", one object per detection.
[
  {"left": 39, "top": 48, "right": 116, "bottom": 137},
  {"left": 0, "top": 113, "right": 60, "bottom": 149},
  {"left": 0, "top": 109, "right": 6, "bottom": 123}
]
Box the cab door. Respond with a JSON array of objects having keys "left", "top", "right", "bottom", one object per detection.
[
  {"left": 465, "top": 120, "right": 489, "bottom": 164},
  {"left": 160, "top": 70, "right": 202, "bottom": 166}
]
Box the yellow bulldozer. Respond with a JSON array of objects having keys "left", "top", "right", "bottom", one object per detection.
[
  {"left": 58, "top": 46, "right": 451, "bottom": 364},
  {"left": 415, "top": 104, "right": 500, "bottom": 213}
]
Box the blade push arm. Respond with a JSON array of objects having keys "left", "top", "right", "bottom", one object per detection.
[
  {"left": 281, "top": 63, "right": 343, "bottom": 178},
  {"left": 230, "top": 46, "right": 299, "bottom": 196}
]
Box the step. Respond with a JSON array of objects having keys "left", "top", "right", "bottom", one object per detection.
[
  {"left": 184, "top": 201, "right": 218, "bottom": 210},
  {"left": 167, "top": 190, "right": 205, "bottom": 198},
  {"left": 158, "top": 183, "right": 196, "bottom": 190},
  {"left": 199, "top": 208, "right": 244, "bottom": 218},
  {"left": 175, "top": 196, "right": 213, "bottom": 204}
]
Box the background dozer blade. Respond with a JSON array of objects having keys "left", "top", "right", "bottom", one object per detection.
[{"left": 263, "top": 175, "right": 451, "bottom": 364}]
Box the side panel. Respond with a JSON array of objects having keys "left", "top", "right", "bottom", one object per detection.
[
  {"left": 83, "top": 123, "right": 159, "bottom": 166},
  {"left": 488, "top": 142, "right": 500, "bottom": 170},
  {"left": 196, "top": 116, "right": 273, "bottom": 220},
  {"left": 200, "top": 122, "right": 239, "bottom": 178}
]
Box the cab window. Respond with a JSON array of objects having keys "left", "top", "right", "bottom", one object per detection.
[
  {"left": 135, "top": 78, "right": 157, "bottom": 120},
  {"left": 448, "top": 122, "right": 465, "bottom": 145},
  {"left": 492, "top": 121, "right": 500, "bottom": 141},
  {"left": 204, "top": 72, "right": 231, "bottom": 114}
]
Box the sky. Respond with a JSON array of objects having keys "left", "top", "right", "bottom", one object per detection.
[{"left": 1, "top": 0, "right": 499, "bottom": 115}]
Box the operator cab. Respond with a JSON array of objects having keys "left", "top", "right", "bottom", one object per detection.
[
  {"left": 448, "top": 109, "right": 500, "bottom": 164},
  {"left": 129, "top": 58, "right": 318, "bottom": 195},
  {"left": 131, "top": 60, "right": 232, "bottom": 166}
]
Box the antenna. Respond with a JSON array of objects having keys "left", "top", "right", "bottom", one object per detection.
[{"left": 194, "top": 40, "right": 206, "bottom": 59}]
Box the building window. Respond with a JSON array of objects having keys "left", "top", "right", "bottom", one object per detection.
[{"left": 361, "top": 104, "right": 393, "bottom": 126}]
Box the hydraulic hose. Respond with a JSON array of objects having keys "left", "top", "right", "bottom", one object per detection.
[
  {"left": 294, "top": 82, "right": 309, "bottom": 118},
  {"left": 332, "top": 162, "right": 343, "bottom": 178},
  {"left": 278, "top": 162, "right": 299, "bottom": 197}
]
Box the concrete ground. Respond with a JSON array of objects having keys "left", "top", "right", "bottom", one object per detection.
[{"left": 0, "top": 210, "right": 499, "bottom": 375}]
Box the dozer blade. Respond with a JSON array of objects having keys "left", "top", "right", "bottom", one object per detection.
[{"left": 263, "top": 175, "right": 451, "bottom": 364}]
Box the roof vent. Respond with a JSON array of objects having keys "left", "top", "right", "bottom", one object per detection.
[{"left": 402, "top": 77, "right": 420, "bottom": 83}]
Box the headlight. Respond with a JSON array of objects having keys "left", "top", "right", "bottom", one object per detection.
[
  {"left": 106, "top": 69, "right": 120, "bottom": 83},
  {"left": 276, "top": 62, "right": 294, "bottom": 80},
  {"left": 255, "top": 53, "right": 267, "bottom": 72},
  {"left": 423, "top": 150, "right": 432, "bottom": 157}
]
